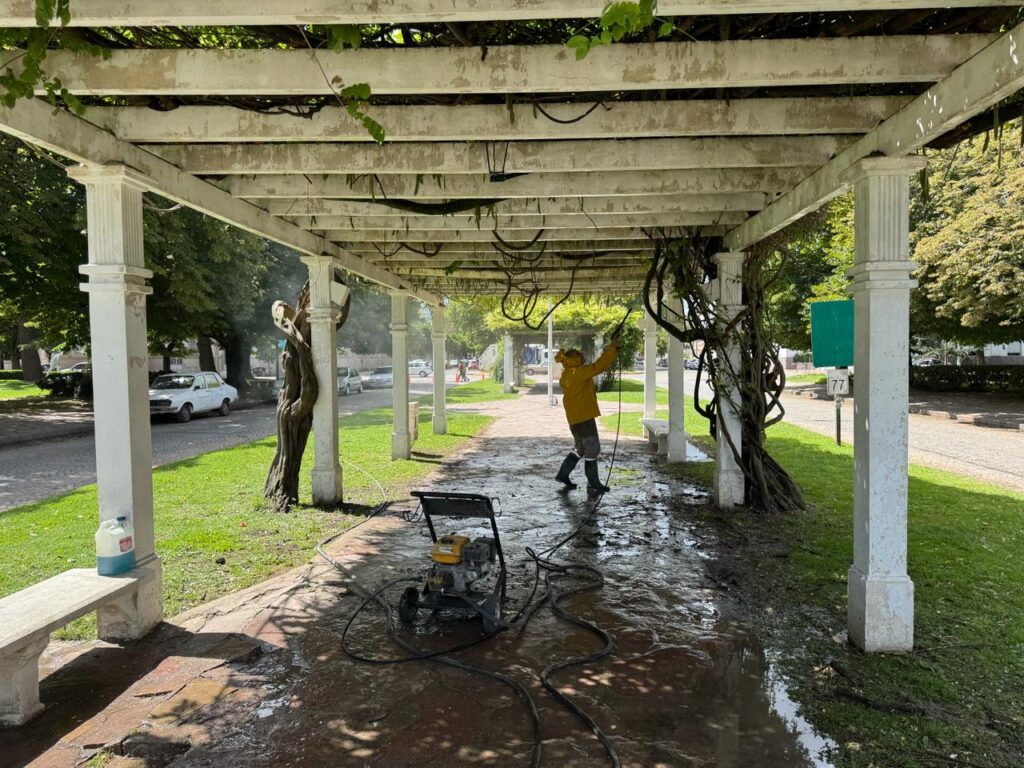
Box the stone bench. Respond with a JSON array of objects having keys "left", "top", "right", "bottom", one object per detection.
[
  {"left": 641, "top": 417, "right": 670, "bottom": 456},
  {"left": 0, "top": 566, "right": 157, "bottom": 725}
]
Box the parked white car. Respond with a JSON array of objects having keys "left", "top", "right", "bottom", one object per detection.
[
  {"left": 338, "top": 367, "right": 364, "bottom": 395},
  {"left": 149, "top": 372, "right": 238, "bottom": 422},
  {"left": 366, "top": 366, "right": 394, "bottom": 389},
  {"left": 409, "top": 360, "right": 432, "bottom": 377}
]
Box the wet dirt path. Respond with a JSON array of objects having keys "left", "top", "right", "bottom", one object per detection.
[{"left": 9, "top": 391, "right": 835, "bottom": 768}]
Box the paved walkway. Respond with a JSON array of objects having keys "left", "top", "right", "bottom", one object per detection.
[
  {"left": 0, "top": 382, "right": 436, "bottom": 511},
  {"left": 633, "top": 372, "right": 1024, "bottom": 494},
  {"left": 5, "top": 391, "right": 835, "bottom": 768}
]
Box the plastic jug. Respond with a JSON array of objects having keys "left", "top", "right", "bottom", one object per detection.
[{"left": 95, "top": 516, "right": 135, "bottom": 576}]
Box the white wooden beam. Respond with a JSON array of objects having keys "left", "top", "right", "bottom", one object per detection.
[
  {"left": 394, "top": 267, "right": 649, "bottom": 279},
  {"left": 7, "top": 1, "right": 1019, "bottom": 26},
  {"left": 90, "top": 97, "right": 911, "bottom": 143},
  {"left": 352, "top": 240, "right": 653, "bottom": 255},
  {"left": 16, "top": 37, "right": 994, "bottom": 96},
  {"left": 225, "top": 168, "right": 813, "bottom": 199},
  {"left": 0, "top": 97, "right": 440, "bottom": 305},
  {"left": 726, "top": 20, "right": 1024, "bottom": 250},
  {"left": 327, "top": 227, "right": 695, "bottom": 242},
  {"left": 272, "top": 193, "right": 766, "bottom": 217},
  {"left": 303, "top": 212, "right": 744, "bottom": 231},
  {"left": 155, "top": 136, "right": 853, "bottom": 175}
]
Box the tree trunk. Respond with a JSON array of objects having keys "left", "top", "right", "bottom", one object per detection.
[
  {"left": 162, "top": 344, "right": 172, "bottom": 371},
  {"left": 18, "top": 323, "right": 42, "bottom": 381},
  {"left": 223, "top": 334, "right": 252, "bottom": 390},
  {"left": 197, "top": 335, "right": 216, "bottom": 372},
  {"left": 975, "top": 348, "right": 986, "bottom": 366},
  {"left": 265, "top": 284, "right": 317, "bottom": 512},
  {"left": 9, "top": 327, "right": 19, "bottom": 369}
]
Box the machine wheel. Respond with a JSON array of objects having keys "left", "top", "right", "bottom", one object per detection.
[
  {"left": 175, "top": 404, "right": 193, "bottom": 423},
  {"left": 217, "top": 399, "right": 230, "bottom": 417},
  {"left": 399, "top": 587, "right": 420, "bottom": 625},
  {"left": 480, "top": 597, "right": 500, "bottom": 634}
]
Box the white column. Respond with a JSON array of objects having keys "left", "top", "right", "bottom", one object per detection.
[
  {"left": 69, "top": 164, "right": 161, "bottom": 639},
  {"left": 667, "top": 320, "right": 688, "bottom": 463},
  {"left": 712, "top": 252, "right": 746, "bottom": 509},
  {"left": 503, "top": 333, "right": 514, "bottom": 393},
  {"left": 431, "top": 304, "right": 447, "bottom": 434},
  {"left": 391, "top": 292, "right": 411, "bottom": 459},
  {"left": 642, "top": 308, "right": 658, "bottom": 436},
  {"left": 547, "top": 310, "right": 556, "bottom": 406},
  {"left": 305, "top": 255, "right": 342, "bottom": 505},
  {"left": 842, "top": 156, "right": 925, "bottom": 652}
]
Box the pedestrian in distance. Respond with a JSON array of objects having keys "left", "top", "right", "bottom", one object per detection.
[{"left": 553, "top": 334, "right": 621, "bottom": 494}]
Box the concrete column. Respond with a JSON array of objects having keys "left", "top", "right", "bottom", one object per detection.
[
  {"left": 391, "top": 293, "right": 411, "bottom": 459},
  {"left": 643, "top": 309, "right": 658, "bottom": 434},
  {"left": 667, "top": 317, "right": 688, "bottom": 463},
  {"left": 69, "top": 164, "right": 161, "bottom": 637},
  {"left": 547, "top": 310, "right": 556, "bottom": 406},
  {"left": 305, "top": 255, "right": 342, "bottom": 505},
  {"left": 842, "top": 156, "right": 926, "bottom": 652},
  {"left": 503, "top": 333, "right": 514, "bottom": 393},
  {"left": 712, "top": 252, "right": 746, "bottom": 509},
  {"left": 431, "top": 305, "right": 447, "bottom": 434}
]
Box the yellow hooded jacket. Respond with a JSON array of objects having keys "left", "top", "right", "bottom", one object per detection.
[{"left": 556, "top": 345, "right": 618, "bottom": 426}]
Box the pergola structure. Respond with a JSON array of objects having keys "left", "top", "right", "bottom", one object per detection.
[{"left": 1, "top": 1, "right": 1022, "bottom": 725}]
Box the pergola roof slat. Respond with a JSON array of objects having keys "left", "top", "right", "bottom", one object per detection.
[
  {"left": 90, "top": 97, "right": 912, "bottom": 143},
  {"left": 6, "top": 1, "right": 1020, "bottom": 26},
  {"left": 16, "top": 37, "right": 995, "bottom": 96}
]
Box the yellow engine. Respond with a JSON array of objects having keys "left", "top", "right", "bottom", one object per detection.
[{"left": 431, "top": 534, "right": 470, "bottom": 565}]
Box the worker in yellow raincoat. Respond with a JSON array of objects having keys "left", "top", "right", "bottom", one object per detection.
[{"left": 554, "top": 335, "right": 621, "bottom": 493}]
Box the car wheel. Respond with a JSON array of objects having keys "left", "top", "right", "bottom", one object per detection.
[
  {"left": 356, "top": 383, "right": 363, "bottom": 393},
  {"left": 176, "top": 404, "right": 193, "bottom": 423},
  {"left": 420, "top": 370, "right": 428, "bottom": 377},
  {"left": 217, "top": 399, "right": 230, "bottom": 417},
  {"left": 344, "top": 383, "right": 350, "bottom": 396}
]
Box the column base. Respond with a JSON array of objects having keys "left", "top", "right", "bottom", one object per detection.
[
  {"left": 847, "top": 566, "right": 914, "bottom": 652},
  {"left": 99, "top": 556, "right": 163, "bottom": 642},
  {"left": 392, "top": 431, "right": 411, "bottom": 460},
  {"left": 666, "top": 432, "right": 691, "bottom": 464},
  {"left": 432, "top": 414, "right": 447, "bottom": 435},
  {"left": 311, "top": 465, "right": 343, "bottom": 505},
  {"left": 713, "top": 465, "right": 745, "bottom": 509}
]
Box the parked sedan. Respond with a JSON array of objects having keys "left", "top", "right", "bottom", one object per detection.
[
  {"left": 365, "top": 366, "right": 394, "bottom": 389},
  {"left": 409, "top": 361, "right": 432, "bottom": 377},
  {"left": 684, "top": 358, "right": 701, "bottom": 370},
  {"left": 338, "top": 367, "right": 364, "bottom": 395},
  {"left": 149, "top": 372, "right": 238, "bottom": 422}
]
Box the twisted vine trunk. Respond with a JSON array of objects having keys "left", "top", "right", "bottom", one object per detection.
[{"left": 264, "top": 283, "right": 318, "bottom": 512}]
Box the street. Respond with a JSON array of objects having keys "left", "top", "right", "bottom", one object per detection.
[
  {"left": 0, "top": 378, "right": 439, "bottom": 511},
  {"left": 636, "top": 371, "right": 1024, "bottom": 493}
]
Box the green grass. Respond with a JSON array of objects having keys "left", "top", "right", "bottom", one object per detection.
[
  {"left": 418, "top": 377, "right": 518, "bottom": 406},
  {"left": 0, "top": 379, "right": 47, "bottom": 400},
  {"left": 0, "top": 407, "right": 493, "bottom": 639},
  {"left": 596, "top": 378, "right": 668, "bottom": 405},
  {"left": 609, "top": 395, "right": 1024, "bottom": 766},
  {"left": 786, "top": 373, "right": 826, "bottom": 385}
]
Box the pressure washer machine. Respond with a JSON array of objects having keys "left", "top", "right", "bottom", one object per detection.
[{"left": 399, "top": 491, "right": 507, "bottom": 634}]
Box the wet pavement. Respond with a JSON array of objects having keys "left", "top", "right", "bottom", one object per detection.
[{"left": 4, "top": 391, "right": 835, "bottom": 768}]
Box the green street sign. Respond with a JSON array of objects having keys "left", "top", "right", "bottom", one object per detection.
[{"left": 810, "top": 299, "right": 854, "bottom": 368}]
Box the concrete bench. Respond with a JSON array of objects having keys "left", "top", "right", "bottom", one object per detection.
[
  {"left": 641, "top": 417, "right": 670, "bottom": 456},
  {"left": 0, "top": 566, "right": 155, "bottom": 725}
]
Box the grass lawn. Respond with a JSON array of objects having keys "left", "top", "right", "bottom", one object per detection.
[
  {"left": 606, "top": 398, "right": 1024, "bottom": 767},
  {"left": 418, "top": 377, "right": 517, "bottom": 407},
  {"left": 0, "top": 406, "right": 493, "bottom": 639},
  {"left": 787, "top": 372, "right": 826, "bottom": 385},
  {"left": 596, "top": 377, "right": 668, "bottom": 405},
  {"left": 0, "top": 379, "right": 47, "bottom": 400}
]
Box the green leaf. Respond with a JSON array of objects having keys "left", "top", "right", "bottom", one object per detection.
[
  {"left": 361, "top": 115, "right": 386, "bottom": 144},
  {"left": 444, "top": 261, "right": 463, "bottom": 275},
  {"left": 566, "top": 35, "right": 591, "bottom": 60},
  {"left": 339, "top": 82, "right": 371, "bottom": 102},
  {"left": 658, "top": 20, "right": 674, "bottom": 37},
  {"left": 324, "top": 25, "right": 362, "bottom": 51}
]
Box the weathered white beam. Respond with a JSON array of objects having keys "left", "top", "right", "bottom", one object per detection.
[
  {"left": 395, "top": 267, "right": 649, "bottom": 280},
  {"left": 0, "top": 97, "right": 440, "bottom": 305},
  {"left": 226, "top": 168, "right": 814, "bottom": 200},
  {"left": 90, "top": 97, "right": 911, "bottom": 143},
  {"left": 727, "top": 20, "right": 1024, "bottom": 251},
  {"left": 352, "top": 240, "right": 654, "bottom": 255},
  {"left": 8, "top": 1, "right": 1018, "bottom": 26},
  {"left": 305, "top": 212, "right": 744, "bottom": 231},
  {"left": 156, "top": 136, "right": 852, "bottom": 175},
  {"left": 272, "top": 193, "right": 767, "bottom": 217},
  {"left": 17, "top": 37, "right": 993, "bottom": 96},
  {"left": 376, "top": 259, "right": 648, "bottom": 269},
  {"left": 328, "top": 227, "right": 683, "bottom": 242}
]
